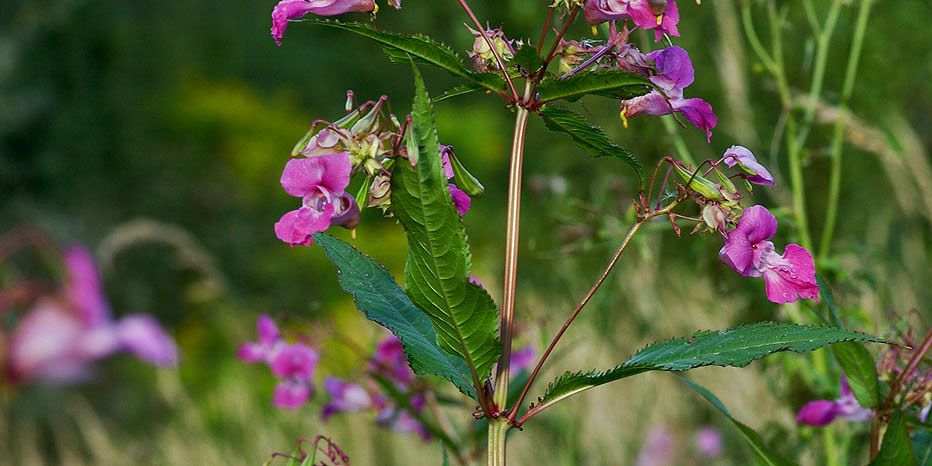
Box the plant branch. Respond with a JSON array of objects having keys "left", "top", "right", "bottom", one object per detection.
[
  {"left": 537, "top": 4, "right": 581, "bottom": 81},
  {"left": 818, "top": 0, "right": 873, "bottom": 261},
  {"left": 493, "top": 82, "right": 535, "bottom": 417},
  {"left": 537, "top": 7, "right": 555, "bottom": 55},
  {"left": 456, "top": 0, "right": 520, "bottom": 102},
  {"left": 507, "top": 199, "right": 681, "bottom": 424}
]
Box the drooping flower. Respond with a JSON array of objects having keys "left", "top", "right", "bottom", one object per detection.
[
  {"left": 619, "top": 46, "right": 717, "bottom": 142},
  {"left": 585, "top": 0, "right": 680, "bottom": 42},
  {"left": 719, "top": 205, "right": 820, "bottom": 303},
  {"left": 271, "top": 0, "right": 376, "bottom": 46},
  {"left": 8, "top": 246, "right": 177, "bottom": 384},
  {"left": 797, "top": 374, "right": 873, "bottom": 426},
  {"left": 441, "top": 146, "right": 472, "bottom": 215},
  {"left": 274, "top": 153, "right": 359, "bottom": 247},
  {"left": 722, "top": 145, "right": 774, "bottom": 187}
]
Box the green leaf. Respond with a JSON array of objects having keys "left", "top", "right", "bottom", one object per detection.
[
  {"left": 676, "top": 375, "right": 798, "bottom": 466},
  {"left": 539, "top": 105, "right": 641, "bottom": 179},
  {"left": 537, "top": 70, "right": 653, "bottom": 103},
  {"left": 432, "top": 83, "right": 485, "bottom": 103},
  {"left": 817, "top": 274, "right": 845, "bottom": 328},
  {"left": 306, "top": 20, "right": 503, "bottom": 93},
  {"left": 535, "top": 323, "right": 884, "bottom": 412},
  {"left": 871, "top": 410, "right": 918, "bottom": 466},
  {"left": 912, "top": 429, "right": 932, "bottom": 466},
  {"left": 312, "top": 233, "right": 477, "bottom": 399},
  {"left": 832, "top": 341, "right": 880, "bottom": 408},
  {"left": 390, "top": 65, "right": 501, "bottom": 390},
  {"left": 512, "top": 46, "right": 543, "bottom": 73}
]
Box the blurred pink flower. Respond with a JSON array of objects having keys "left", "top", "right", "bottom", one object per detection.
[
  {"left": 8, "top": 247, "right": 177, "bottom": 384},
  {"left": 797, "top": 374, "right": 873, "bottom": 426},
  {"left": 238, "top": 315, "right": 320, "bottom": 409},
  {"left": 585, "top": 0, "right": 680, "bottom": 42},
  {"left": 635, "top": 426, "right": 675, "bottom": 466},
  {"left": 693, "top": 426, "right": 723, "bottom": 458}
]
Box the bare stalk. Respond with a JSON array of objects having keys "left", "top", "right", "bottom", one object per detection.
[{"left": 456, "top": 0, "right": 520, "bottom": 101}]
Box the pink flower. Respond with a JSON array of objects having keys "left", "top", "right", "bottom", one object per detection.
[
  {"left": 369, "top": 335, "right": 414, "bottom": 385},
  {"left": 441, "top": 146, "right": 472, "bottom": 215},
  {"left": 321, "top": 377, "right": 379, "bottom": 420},
  {"left": 271, "top": 0, "right": 376, "bottom": 46},
  {"left": 620, "top": 46, "right": 716, "bottom": 142},
  {"left": 719, "top": 206, "right": 820, "bottom": 304},
  {"left": 585, "top": 0, "right": 680, "bottom": 42},
  {"left": 236, "top": 315, "right": 281, "bottom": 363},
  {"left": 274, "top": 153, "right": 359, "bottom": 247},
  {"left": 693, "top": 426, "right": 723, "bottom": 458},
  {"left": 797, "top": 375, "right": 873, "bottom": 426},
  {"left": 273, "top": 379, "right": 313, "bottom": 409},
  {"left": 8, "top": 247, "right": 177, "bottom": 384},
  {"left": 376, "top": 393, "right": 431, "bottom": 440},
  {"left": 723, "top": 145, "right": 774, "bottom": 187}
]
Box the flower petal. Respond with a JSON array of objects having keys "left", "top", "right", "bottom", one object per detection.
[
  {"left": 274, "top": 205, "right": 335, "bottom": 246},
  {"left": 796, "top": 400, "right": 839, "bottom": 426},
  {"left": 722, "top": 145, "right": 774, "bottom": 187},
  {"left": 762, "top": 244, "right": 820, "bottom": 304},
  {"left": 63, "top": 246, "right": 111, "bottom": 325},
  {"left": 273, "top": 379, "right": 311, "bottom": 409},
  {"left": 271, "top": 0, "right": 375, "bottom": 46},
  {"left": 270, "top": 343, "right": 319, "bottom": 380},
  {"left": 115, "top": 314, "right": 178, "bottom": 366},
  {"left": 449, "top": 184, "right": 471, "bottom": 215},
  {"left": 646, "top": 46, "right": 694, "bottom": 91},
  {"left": 672, "top": 98, "right": 716, "bottom": 143}
]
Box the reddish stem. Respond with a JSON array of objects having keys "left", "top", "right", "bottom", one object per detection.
[{"left": 456, "top": 0, "right": 520, "bottom": 102}]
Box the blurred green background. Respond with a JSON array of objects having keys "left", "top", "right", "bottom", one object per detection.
[{"left": 2, "top": 0, "right": 931, "bottom": 464}]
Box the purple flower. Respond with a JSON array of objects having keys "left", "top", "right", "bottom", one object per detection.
[
  {"left": 270, "top": 343, "right": 319, "bottom": 381},
  {"left": 511, "top": 345, "right": 535, "bottom": 373},
  {"left": 369, "top": 335, "right": 414, "bottom": 385},
  {"left": 693, "top": 426, "right": 723, "bottom": 458},
  {"left": 8, "top": 247, "right": 177, "bottom": 384},
  {"left": 719, "top": 206, "right": 820, "bottom": 304},
  {"left": 585, "top": 0, "right": 680, "bottom": 42},
  {"left": 620, "top": 46, "right": 717, "bottom": 142},
  {"left": 321, "top": 377, "right": 378, "bottom": 420},
  {"left": 635, "top": 426, "right": 675, "bottom": 466},
  {"left": 723, "top": 145, "right": 774, "bottom": 187},
  {"left": 441, "top": 146, "right": 472, "bottom": 215},
  {"left": 271, "top": 0, "right": 375, "bottom": 46},
  {"left": 273, "top": 379, "right": 313, "bottom": 409},
  {"left": 236, "top": 315, "right": 282, "bottom": 363},
  {"left": 376, "top": 393, "right": 431, "bottom": 440},
  {"left": 797, "top": 375, "right": 873, "bottom": 426},
  {"left": 274, "top": 153, "right": 358, "bottom": 247}
]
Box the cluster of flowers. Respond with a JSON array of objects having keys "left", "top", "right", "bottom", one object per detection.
[
  {"left": 275, "top": 94, "right": 478, "bottom": 247},
  {"left": 635, "top": 424, "right": 723, "bottom": 466},
  {"left": 798, "top": 321, "right": 932, "bottom": 426},
  {"left": 322, "top": 336, "right": 431, "bottom": 439},
  {"left": 237, "top": 315, "right": 320, "bottom": 409},
  {"left": 2, "top": 244, "right": 177, "bottom": 385},
  {"left": 557, "top": 34, "right": 716, "bottom": 141},
  {"left": 662, "top": 145, "right": 819, "bottom": 304}
]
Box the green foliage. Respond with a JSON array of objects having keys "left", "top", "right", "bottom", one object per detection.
[
  {"left": 832, "top": 341, "right": 880, "bottom": 408},
  {"left": 433, "top": 83, "right": 485, "bottom": 103},
  {"left": 312, "top": 233, "right": 477, "bottom": 399},
  {"left": 871, "top": 411, "right": 918, "bottom": 466},
  {"left": 537, "top": 70, "right": 653, "bottom": 103},
  {"left": 817, "top": 274, "right": 845, "bottom": 328},
  {"left": 538, "top": 105, "right": 641, "bottom": 179},
  {"left": 676, "top": 375, "right": 798, "bottom": 466},
  {"left": 306, "top": 20, "right": 503, "bottom": 92},
  {"left": 912, "top": 430, "right": 932, "bottom": 466},
  {"left": 536, "top": 323, "right": 884, "bottom": 410},
  {"left": 390, "top": 66, "right": 501, "bottom": 389}
]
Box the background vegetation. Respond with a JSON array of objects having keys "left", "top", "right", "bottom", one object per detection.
[{"left": 2, "top": 0, "right": 931, "bottom": 464}]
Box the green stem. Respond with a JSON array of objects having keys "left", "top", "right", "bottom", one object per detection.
[
  {"left": 487, "top": 417, "right": 508, "bottom": 466},
  {"left": 818, "top": 0, "right": 873, "bottom": 261},
  {"left": 494, "top": 81, "right": 534, "bottom": 420},
  {"left": 765, "top": 0, "right": 813, "bottom": 250},
  {"left": 795, "top": 0, "right": 844, "bottom": 149}
]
